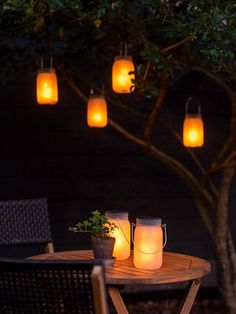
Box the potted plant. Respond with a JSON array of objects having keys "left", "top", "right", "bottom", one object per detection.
[{"left": 69, "top": 210, "right": 117, "bottom": 260}]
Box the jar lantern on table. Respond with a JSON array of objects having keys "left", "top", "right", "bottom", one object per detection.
[
  {"left": 105, "top": 211, "right": 131, "bottom": 260},
  {"left": 133, "top": 217, "right": 166, "bottom": 270}
]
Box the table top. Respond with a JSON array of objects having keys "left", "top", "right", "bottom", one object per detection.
[{"left": 28, "top": 250, "right": 211, "bottom": 285}]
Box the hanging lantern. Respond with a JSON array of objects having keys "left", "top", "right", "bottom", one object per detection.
[
  {"left": 36, "top": 68, "right": 58, "bottom": 105},
  {"left": 133, "top": 217, "right": 166, "bottom": 270},
  {"left": 105, "top": 211, "right": 130, "bottom": 260},
  {"left": 183, "top": 97, "right": 204, "bottom": 147},
  {"left": 183, "top": 115, "right": 204, "bottom": 147},
  {"left": 87, "top": 95, "right": 108, "bottom": 127},
  {"left": 112, "top": 55, "right": 135, "bottom": 93}
]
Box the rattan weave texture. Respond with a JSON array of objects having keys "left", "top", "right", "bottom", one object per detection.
[
  {"left": 0, "top": 259, "right": 105, "bottom": 314},
  {"left": 0, "top": 198, "right": 52, "bottom": 245}
]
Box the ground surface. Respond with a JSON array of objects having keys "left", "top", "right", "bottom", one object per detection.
[{"left": 110, "top": 288, "right": 225, "bottom": 314}]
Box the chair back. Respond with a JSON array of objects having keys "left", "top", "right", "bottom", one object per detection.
[
  {"left": 0, "top": 259, "right": 109, "bottom": 314},
  {"left": 0, "top": 198, "right": 54, "bottom": 253}
]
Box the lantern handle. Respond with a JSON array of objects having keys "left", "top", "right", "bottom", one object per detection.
[
  {"left": 185, "top": 97, "right": 201, "bottom": 116},
  {"left": 119, "top": 43, "right": 128, "bottom": 56},
  {"left": 101, "top": 83, "right": 105, "bottom": 95},
  {"left": 125, "top": 43, "right": 127, "bottom": 56},
  {"left": 131, "top": 222, "right": 167, "bottom": 255},
  {"left": 50, "top": 57, "right": 53, "bottom": 69},
  {"left": 40, "top": 57, "right": 54, "bottom": 69},
  {"left": 114, "top": 218, "right": 131, "bottom": 245}
]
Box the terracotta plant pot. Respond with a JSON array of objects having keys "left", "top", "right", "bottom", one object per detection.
[{"left": 91, "top": 236, "right": 115, "bottom": 259}]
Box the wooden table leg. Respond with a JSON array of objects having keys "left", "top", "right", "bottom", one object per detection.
[
  {"left": 108, "top": 287, "right": 129, "bottom": 314},
  {"left": 178, "top": 278, "right": 201, "bottom": 314}
]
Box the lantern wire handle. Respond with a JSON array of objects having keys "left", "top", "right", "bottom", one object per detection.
[
  {"left": 50, "top": 57, "right": 53, "bottom": 69},
  {"left": 40, "top": 58, "right": 44, "bottom": 68},
  {"left": 101, "top": 83, "right": 105, "bottom": 95},
  {"left": 130, "top": 222, "right": 167, "bottom": 255},
  {"left": 125, "top": 43, "right": 127, "bottom": 56},
  {"left": 185, "top": 96, "right": 201, "bottom": 116},
  {"left": 114, "top": 218, "right": 130, "bottom": 245},
  {"left": 90, "top": 88, "right": 94, "bottom": 95}
]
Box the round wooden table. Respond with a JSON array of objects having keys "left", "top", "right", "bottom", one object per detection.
[{"left": 29, "top": 250, "right": 211, "bottom": 314}]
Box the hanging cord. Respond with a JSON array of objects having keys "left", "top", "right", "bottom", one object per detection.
[
  {"left": 189, "top": 71, "right": 202, "bottom": 114},
  {"left": 50, "top": 57, "right": 53, "bottom": 69},
  {"left": 118, "top": 1, "right": 128, "bottom": 57},
  {"left": 124, "top": 43, "right": 128, "bottom": 56},
  {"left": 124, "top": 1, "right": 128, "bottom": 49},
  {"left": 101, "top": 83, "right": 105, "bottom": 95},
  {"left": 44, "top": 7, "right": 52, "bottom": 59}
]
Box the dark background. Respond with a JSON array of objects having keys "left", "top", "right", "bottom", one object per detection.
[{"left": 0, "top": 73, "right": 235, "bottom": 288}]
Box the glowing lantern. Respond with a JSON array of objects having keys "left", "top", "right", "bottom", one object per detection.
[
  {"left": 183, "top": 97, "right": 204, "bottom": 147},
  {"left": 105, "top": 211, "right": 130, "bottom": 260},
  {"left": 87, "top": 95, "right": 108, "bottom": 127},
  {"left": 36, "top": 68, "right": 58, "bottom": 105},
  {"left": 112, "top": 56, "right": 135, "bottom": 93},
  {"left": 133, "top": 218, "right": 166, "bottom": 270},
  {"left": 183, "top": 114, "right": 204, "bottom": 147}
]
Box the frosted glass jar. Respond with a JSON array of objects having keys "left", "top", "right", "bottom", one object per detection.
[
  {"left": 105, "top": 211, "right": 130, "bottom": 260},
  {"left": 112, "top": 56, "right": 135, "bottom": 93},
  {"left": 133, "top": 217, "right": 165, "bottom": 270}
]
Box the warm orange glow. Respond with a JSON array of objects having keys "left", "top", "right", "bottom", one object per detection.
[
  {"left": 183, "top": 114, "right": 204, "bottom": 147},
  {"left": 133, "top": 218, "right": 163, "bottom": 269},
  {"left": 87, "top": 95, "right": 108, "bottom": 127},
  {"left": 112, "top": 56, "right": 135, "bottom": 93},
  {"left": 105, "top": 211, "right": 130, "bottom": 260},
  {"left": 36, "top": 68, "right": 58, "bottom": 105}
]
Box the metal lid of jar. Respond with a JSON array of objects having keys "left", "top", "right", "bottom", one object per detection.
[
  {"left": 114, "top": 55, "right": 133, "bottom": 61},
  {"left": 89, "top": 94, "right": 106, "bottom": 100},
  {"left": 136, "top": 217, "right": 162, "bottom": 226},
  {"left": 105, "top": 211, "right": 129, "bottom": 220},
  {"left": 38, "top": 68, "right": 56, "bottom": 74},
  {"left": 185, "top": 113, "right": 202, "bottom": 119}
]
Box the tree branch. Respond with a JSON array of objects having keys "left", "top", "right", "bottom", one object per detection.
[
  {"left": 65, "top": 70, "right": 147, "bottom": 120},
  {"left": 144, "top": 71, "right": 169, "bottom": 140},
  {"left": 66, "top": 75, "right": 216, "bottom": 236},
  {"left": 162, "top": 35, "right": 195, "bottom": 53},
  {"left": 206, "top": 161, "right": 236, "bottom": 175},
  {"left": 142, "top": 36, "right": 194, "bottom": 101}
]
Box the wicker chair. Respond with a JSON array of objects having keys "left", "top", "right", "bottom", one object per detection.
[
  {"left": 0, "top": 259, "right": 109, "bottom": 314},
  {"left": 0, "top": 198, "right": 54, "bottom": 253}
]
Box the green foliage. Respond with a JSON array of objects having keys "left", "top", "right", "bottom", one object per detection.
[
  {"left": 69, "top": 210, "right": 117, "bottom": 239},
  {"left": 0, "top": 0, "right": 235, "bottom": 92}
]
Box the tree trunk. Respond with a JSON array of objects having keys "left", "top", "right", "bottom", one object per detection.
[{"left": 215, "top": 167, "right": 236, "bottom": 313}]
